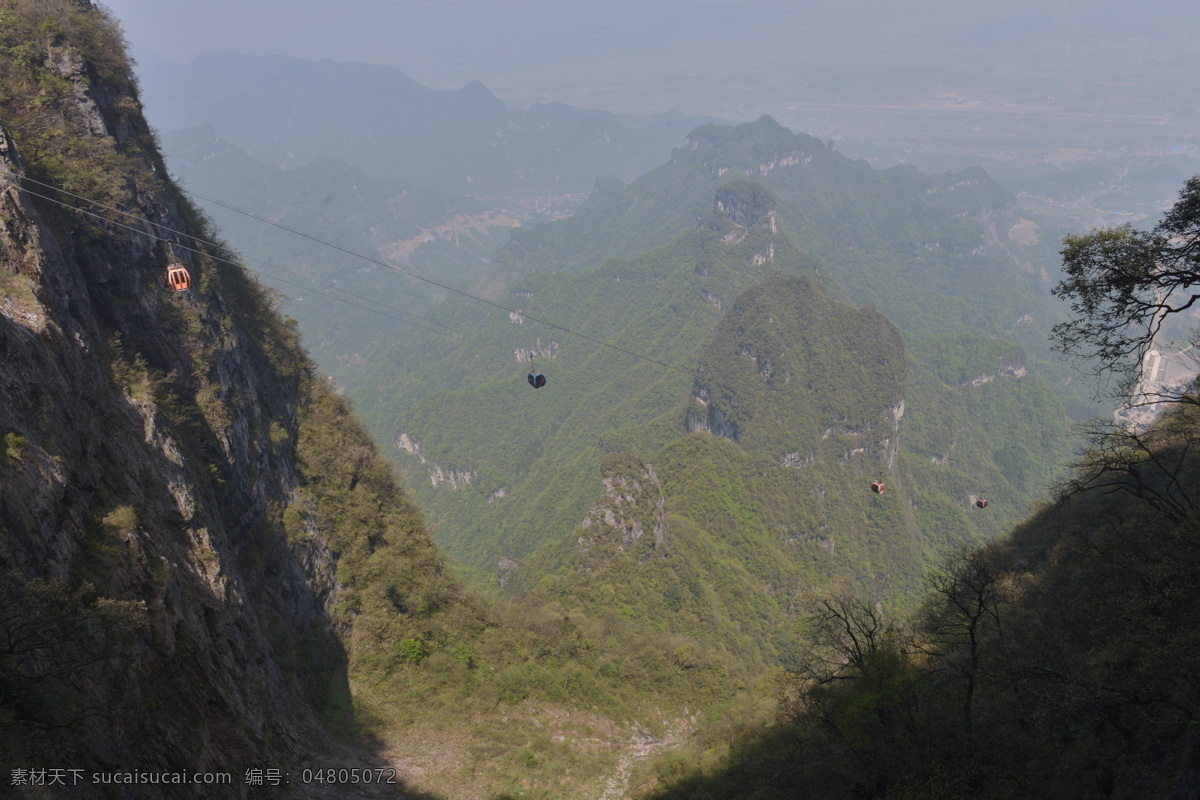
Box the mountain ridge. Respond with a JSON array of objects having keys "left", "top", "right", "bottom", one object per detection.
[{"left": 134, "top": 49, "right": 703, "bottom": 197}]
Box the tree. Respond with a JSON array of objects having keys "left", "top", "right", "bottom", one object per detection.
[
  {"left": 1053, "top": 176, "right": 1200, "bottom": 405},
  {"left": 1055, "top": 413, "right": 1200, "bottom": 524},
  {"left": 783, "top": 595, "right": 924, "bottom": 794},
  {"left": 1052, "top": 178, "right": 1200, "bottom": 515},
  {"left": 918, "top": 548, "right": 1007, "bottom": 735},
  {"left": 789, "top": 594, "right": 893, "bottom": 685}
]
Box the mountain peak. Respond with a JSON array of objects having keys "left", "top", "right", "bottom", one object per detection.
[
  {"left": 676, "top": 115, "right": 830, "bottom": 177},
  {"left": 460, "top": 78, "right": 492, "bottom": 94},
  {"left": 458, "top": 78, "right": 506, "bottom": 110}
]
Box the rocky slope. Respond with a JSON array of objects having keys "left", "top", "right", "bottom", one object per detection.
[{"left": 0, "top": 2, "right": 447, "bottom": 795}]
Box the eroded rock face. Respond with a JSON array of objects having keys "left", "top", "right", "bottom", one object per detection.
[
  {"left": 396, "top": 432, "right": 476, "bottom": 488},
  {"left": 0, "top": 23, "right": 349, "bottom": 787},
  {"left": 714, "top": 181, "right": 777, "bottom": 229},
  {"left": 686, "top": 388, "right": 740, "bottom": 443},
  {"left": 576, "top": 453, "right": 666, "bottom": 568}
]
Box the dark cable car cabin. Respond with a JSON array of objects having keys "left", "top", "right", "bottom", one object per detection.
[
  {"left": 167, "top": 265, "right": 192, "bottom": 292},
  {"left": 975, "top": 498, "right": 989, "bottom": 509},
  {"left": 871, "top": 481, "right": 885, "bottom": 494},
  {"left": 527, "top": 370, "right": 546, "bottom": 389}
]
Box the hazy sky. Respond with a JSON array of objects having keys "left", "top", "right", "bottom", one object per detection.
[
  {"left": 102, "top": 0, "right": 1200, "bottom": 214},
  {"left": 101, "top": 0, "right": 1193, "bottom": 91}
]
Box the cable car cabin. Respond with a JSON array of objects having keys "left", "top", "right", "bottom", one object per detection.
[
  {"left": 527, "top": 370, "right": 546, "bottom": 389},
  {"left": 975, "top": 498, "right": 989, "bottom": 509},
  {"left": 870, "top": 481, "right": 885, "bottom": 494},
  {"left": 166, "top": 265, "right": 191, "bottom": 292}
]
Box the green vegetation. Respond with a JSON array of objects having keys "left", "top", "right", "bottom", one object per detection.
[
  {"left": 288, "top": 375, "right": 470, "bottom": 649},
  {"left": 692, "top": 272, "right": 905, "bottom": 460},
  {"left": 286, "top": 365, "right": 754, "bottom": 798},
  {"left": 639, "top": 403, "right": 1200, "bottom": 798},
  {"left": 0, "top": 0, "right": 149, "bottom": 204},
  {"left": 0, "top": 574, "right": 145, "bottom": 767},
  {"left": 0, "top": 430, "right": 25, "bottom": 473},
  {"left": 361, "top": 197, "right": 828, "bottom": 575},
  {"left": 489, "top": 115, "right": 1093, "bottom": 412},
  {"left": 349, "top": 209, "right": 1073, "bottom": 780},
  {"left": 360, "top": 178, "right": 1071, "bottom": 601},
  {"left": 631, "top": 175, "right": 1200, "bottom": 800}
]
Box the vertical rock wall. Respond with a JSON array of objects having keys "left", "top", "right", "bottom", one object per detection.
[{"left": 0, "top": 5, "right": 359, "bottom": 792}]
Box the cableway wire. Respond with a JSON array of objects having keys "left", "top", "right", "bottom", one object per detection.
[
  {"left": 6, "top": 165, "right": 695, "bottom": 377},
  {"left": 179, "top": 187, "right": 696, "bottom": 377},
  {"left": 1, "top": 167, "right": 463, "bottom": 339},
  {"left": 5, "top": 176, "right": 465, "bottom": 339}
]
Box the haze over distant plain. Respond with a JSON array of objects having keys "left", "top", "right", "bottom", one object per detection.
[
  {"left": 101, "top": 0, "right": 1191, "bottom": 92},
  {"left": 103, "top": 0, "right": 1200, "bottom": 220}
]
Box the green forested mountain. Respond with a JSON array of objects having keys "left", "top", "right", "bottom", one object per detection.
[
  {"left": 639, "top": 401, "right": 1200, "bottom": 799},
  {"left": 12, "top": 3, "right": 1183, "bottom": 799},
  {"left": 626, "top": 173, "right": 1200, "bottom": 800},
  {"left": 503, "top": 271, "right": 921, "bottom": 674},
  {"left": 0, "top": 5, "right": 781, "bottom": 798},
  {"left": 359, "top": 179, "right": 1072, "bottom": 640},
  {"left": 689, "top": 270, "right": 906, "bottom": 462},
  {"left": 354, "top": 118, "right": 1077, "bottom": 586},
  {"left": 371, "top": 189, "right": 811, "bottom": 573},
  {"left": 329, "top": 122, "right": 1078, "bottom": 784},
  {"left": 490, "top": 115, "right": 1095, "bottom": 415}
]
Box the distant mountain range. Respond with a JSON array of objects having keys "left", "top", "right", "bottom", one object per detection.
[{"left": 135, "top": 49, "right": 722, "bottom": 197}]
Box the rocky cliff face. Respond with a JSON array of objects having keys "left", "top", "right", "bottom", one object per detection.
[
  {"left": 575, "top": 452, "right": 667, "bottom": 569},
  {"left": 0, "top": 2, "right": 415, "bottom": 793}
]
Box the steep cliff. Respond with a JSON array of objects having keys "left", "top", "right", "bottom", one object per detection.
[{"left": 0, "top": 2, "right": 455, "bottom": 794}]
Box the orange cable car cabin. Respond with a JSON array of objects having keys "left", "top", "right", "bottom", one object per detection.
[
  {"left": 975, "top": 498, "right": 988, "bottom": 509},
  {"left": 871, "top": 481, "right": 885, "bottom": 494},
  {"left": 166, "top": 265, "right": 191, "bottom": 291}
]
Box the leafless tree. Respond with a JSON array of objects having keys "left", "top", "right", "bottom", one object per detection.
[{"left": 918, "top": 548, "right": 1008, "bottom": 734}]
